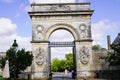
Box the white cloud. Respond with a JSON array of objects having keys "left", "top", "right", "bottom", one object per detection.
[
  {"left": 51, "top": 47, "right": 72, "bottom": 60},
  {"left": 0, "top": 18, "right": 17, "bottom": 36},
  {"left": 15, "top": 36, "right": 32, "bottom": 51},
  {"left": 0, "top": 18, "right": 31, "bottom": 52},
  {"left": 92, "top": 20, "right": 120, "bottom": 48}
]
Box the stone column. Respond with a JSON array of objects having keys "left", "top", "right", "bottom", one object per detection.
[
  {"left": 75, "top": 41, "right": 94, "bottom": 79},
  {"left": 31, "top": 42, "right": 50, "bottom": 80}
]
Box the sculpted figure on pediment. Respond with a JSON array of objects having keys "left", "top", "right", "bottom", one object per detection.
[
  {"left": 35, "top": 47, "right": 44, "bottom": 66},
  {"left": 79, "top": 46, "right": 90, "bottom": 64}
]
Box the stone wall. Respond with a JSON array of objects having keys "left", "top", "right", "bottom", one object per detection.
[
  {"left": 92, "top": 50, "right": 108, "bottom": 71},
  {"left": 96, "top": 67, "right": 120, "bottom": 80},
  {"left": 92, "top": 50, "right": 120, "bottom": 80}
]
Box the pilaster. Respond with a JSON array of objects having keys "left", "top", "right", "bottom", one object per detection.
[{"left": 31, "top": 41, "right": 50, "bottom": 79}]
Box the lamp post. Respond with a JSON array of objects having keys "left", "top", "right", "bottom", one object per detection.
[
  {"left": 12, "top": 40, "right": 18, "bottom": 49},
  {"left": 12, "top": 39, "right": 18, "bottom": 80}
]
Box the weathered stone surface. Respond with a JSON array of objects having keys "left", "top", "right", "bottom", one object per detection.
[
  {"left": 92, "top": 50, "right": 109, "bottom": 70},
  {"left": 28, "top": 2, "right": 94, "bottom": 79},
  {"left": 30, "top": 3, "right": 91, "bottom": 12}
]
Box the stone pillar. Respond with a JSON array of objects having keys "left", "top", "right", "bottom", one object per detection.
[
  {"left": 75, "top": 40, "right": 94, "bottom": 79},
  {"left": 31, "top": 42, "right": 50, "bottom": 80}
]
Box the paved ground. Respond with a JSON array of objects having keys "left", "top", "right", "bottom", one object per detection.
[
  {"left": 52, "top": 74, "right": 108, "bottom": 80},
  {"left": 52, "top": 73, "right": 75, "bottom": 80}
]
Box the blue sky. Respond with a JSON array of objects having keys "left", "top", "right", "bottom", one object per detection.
[{"left": 0, "top": 0, "right": 120, "bottom": 55}]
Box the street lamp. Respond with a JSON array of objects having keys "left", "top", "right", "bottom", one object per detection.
[
  {"left": 12, "top": 39, "right": 18, "bottom": 80},
  {"left": 12, "top": 39, "right": 18, "bottom": 49}
]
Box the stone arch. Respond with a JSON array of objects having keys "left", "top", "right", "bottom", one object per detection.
[
  {"left": 45, "top": 23, "right": 79, "bottom": 40},
  {"left": 29, "top": 3, "right": 94, "bottom": 79}
]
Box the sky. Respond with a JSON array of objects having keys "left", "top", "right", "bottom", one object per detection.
[{"left": 0, "top": 0, "right": 120, "bottom": 59}]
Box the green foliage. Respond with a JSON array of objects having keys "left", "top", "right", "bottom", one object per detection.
[
  {"left": 0, "top": 48, "right": 33, "bottom": 78},
  {"left": 51, "top": 53, "right": 73, "bottom": 72},
  {"left": 59, "top": 60, "right": 65, "bottom": 72},
  {"left": 92, "top": 45, "right": 106, "bottom": 50},
  {"left": 0, "top": 57, "right": 7, "bottom": 70},
  {"left": 51, "top": 58, "right": 60, "bottom": 72},
  {"left": 65, "top": 53, "right": 73, "bottom": 60},
  {"left": 105, "top": 39, "right": 120, "bottom": 66},
  {"left": 65, "top": 54, "right": 73, "bottom": 71}
]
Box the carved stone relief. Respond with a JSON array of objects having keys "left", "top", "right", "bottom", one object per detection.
[
  {"left": 79, "top": 24, "right": 88, "bottom": 39},
  {"left": 49, "top": 5, "right": 71, "bottom": 11},
  {"left": 79, "top": 46, "right": 90, "bottom": 64},
  {"left": 35, "top": 47, "right": 45, "bottom": 66},
  {"left": 35, "top": 25, "right": 44, "bottom": 40}
]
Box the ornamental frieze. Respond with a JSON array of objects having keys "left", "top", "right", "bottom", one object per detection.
[{"left": 49, "top": 5, "right": 71, "bottom": 11}]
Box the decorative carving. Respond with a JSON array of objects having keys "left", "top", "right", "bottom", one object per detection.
[
  {"left": 79, "top": 24, "right": 88, "bottom": 39},
  {"left": 35, "top": 25, "right": 44, "bottom": 40},
  {"left": 35, "top": 47, "right": 44, "bottom": 66},
  {"left": 79, "top": 46, "right": 90, "bottom": 64},
  {"left": 49, "top": 5, "right": 71, "bottom": 11}
]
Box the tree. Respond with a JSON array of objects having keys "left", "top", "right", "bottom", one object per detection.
[
  {"left": 51, "top": 53, "right": 73, "bottom": 72},
  {"left": 59, "top": 60, "right": 66, "bottom": 72},
  {"left": 51, "top": 58, "right": 60, "bottom": 72},
  {"left": 0, "top": 57, "right": 7, "bottom": 70},
  {"left": 105, "top": 39, "right": 120, "bottom": 66},
  {"left": 65, "top": 53, "right": 73, "bottom": 71},
  {"left": 92, "top": 45, "right": 106, "bottom": 50},
  {"left": 0, "top": 48, "right": 33, "bottom": 78}
]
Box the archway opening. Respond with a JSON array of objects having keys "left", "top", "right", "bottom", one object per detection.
[{"left": 49, "top": 29, "right": 76, "bottom": 79}]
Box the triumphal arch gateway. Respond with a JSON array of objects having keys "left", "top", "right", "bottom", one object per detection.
[{"left": 28, "top": 2, "right": 94, "bottom": 79}]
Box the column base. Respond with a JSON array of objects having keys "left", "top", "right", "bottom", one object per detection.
[
  {"left": 31, "top": 72, "right": 49, "bottom": 80},
  {"left": 77, "top": 71, "right": 96, "bottom": 79}
]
